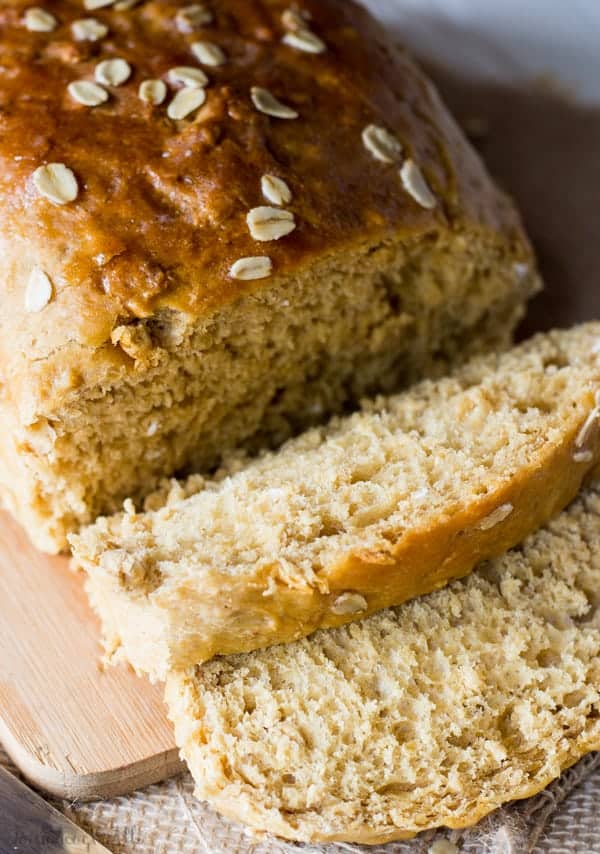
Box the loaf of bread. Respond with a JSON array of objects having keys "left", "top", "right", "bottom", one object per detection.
[
  {"left": 0, "top": 0, "right": 538, "bottom": 553},
  {"left": 166, "top": 484, "right": 600, "bottom": 844},
  {"left": 71, "top": 324, "right": 600, "bottom": 678}
]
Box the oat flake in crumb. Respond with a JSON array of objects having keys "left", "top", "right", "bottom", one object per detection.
[
  {"left": 573, "top": 405, "right": 600, "bottom": 463},
  {"left": 477, "top": 502, "right": 513, "bottom": 531},
  {"left": 331, "top": 592, "right": 368, "bottom": 615}
]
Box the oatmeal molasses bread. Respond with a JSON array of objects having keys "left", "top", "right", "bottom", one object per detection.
[
  {"left": 1, "top": 0, "right": 538, "bottom": 552},
  {"left": 71, "top": 325, "right": 600, "bottom": 678}
]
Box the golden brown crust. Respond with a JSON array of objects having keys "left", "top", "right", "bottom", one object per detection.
[{"left": 0, "top": 0, "right": 534, "bottom": 416}]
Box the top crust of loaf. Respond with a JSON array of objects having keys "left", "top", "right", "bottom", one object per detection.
[{"left": 1, "top": 0, "right": 535, "bottom": 417}]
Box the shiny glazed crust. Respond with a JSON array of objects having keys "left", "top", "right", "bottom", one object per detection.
[{"left": 1, "top": 0, "right": 533, "bottom": 419}]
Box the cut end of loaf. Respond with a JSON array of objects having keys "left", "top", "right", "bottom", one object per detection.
[
  {"left": 10, "top": 227, "right": 535, "bottom": 553},
  {"left": 166, "top": 486, "right": 600, "bottom": 844}
]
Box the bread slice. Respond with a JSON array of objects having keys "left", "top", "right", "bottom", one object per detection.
[
  {"left": 72, "top": 324, "right": 600, "bottom": 678},
  {"left": 166, "top": 485, "right": 600, "bottom": 844},
  {"left": 0, "top": 0, "right": 539, "bottom": 553}
]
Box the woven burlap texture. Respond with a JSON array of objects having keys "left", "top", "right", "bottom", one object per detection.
[{"left": 2, "top": 747, "right": 599, "bottom": 853}]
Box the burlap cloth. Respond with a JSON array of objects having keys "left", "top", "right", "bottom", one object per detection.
[{"left": 1, "top": 745, "right": 599, "bottom": 852}]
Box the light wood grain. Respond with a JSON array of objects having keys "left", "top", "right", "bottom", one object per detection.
[{"left": 0, "top": 510, "right": 182, "bottom": 800}]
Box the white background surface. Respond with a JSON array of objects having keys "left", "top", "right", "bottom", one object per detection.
[{"left": 364, "top": 0, "right": 600, "bottom": 102}]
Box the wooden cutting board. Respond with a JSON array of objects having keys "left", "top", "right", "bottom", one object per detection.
[
  {"left": 0, "top": 510, "right": 182, "bottom": 800},
  {"left": 1, "top": 47, "right": 599, "bottom": 804}
]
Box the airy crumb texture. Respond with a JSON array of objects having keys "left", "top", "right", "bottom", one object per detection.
[
  {"left": 72, "top": 324, "right": 600, "bottom": 678},
  {"left": 166, "top": 486, "right": 600, "bottom": 844},
  {"left": 0, "top": 0, "right": 538, "bottom": 553}
]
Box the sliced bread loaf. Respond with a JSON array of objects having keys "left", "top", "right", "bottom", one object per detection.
[
  {"left": 0, "top": 0, "right": 538, "bottom": 554},
  {"left": 71, "top": 324, "right": 600, "bottom": 678},
  {"left": 166, "top": 485, "right": 600, "bottom": 844}
]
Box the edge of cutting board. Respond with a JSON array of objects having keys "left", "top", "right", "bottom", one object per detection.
[
  {"left": 0, "top": 510, "right": 184, "bottom": 801},
  {"left": 0, "top": 725, "right": 183, "bottom": 801}
]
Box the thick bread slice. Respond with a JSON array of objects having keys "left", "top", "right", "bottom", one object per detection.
[
  {"left": 72, "top": 324, "right": 600, "bottom": 678},
  {"left": 166, "top": 486, "right": 600, "bottom": 844}
]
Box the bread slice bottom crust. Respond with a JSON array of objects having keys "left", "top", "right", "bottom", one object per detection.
[{"left": 166, "top": 486, "right": 600, "bottom": 844}]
